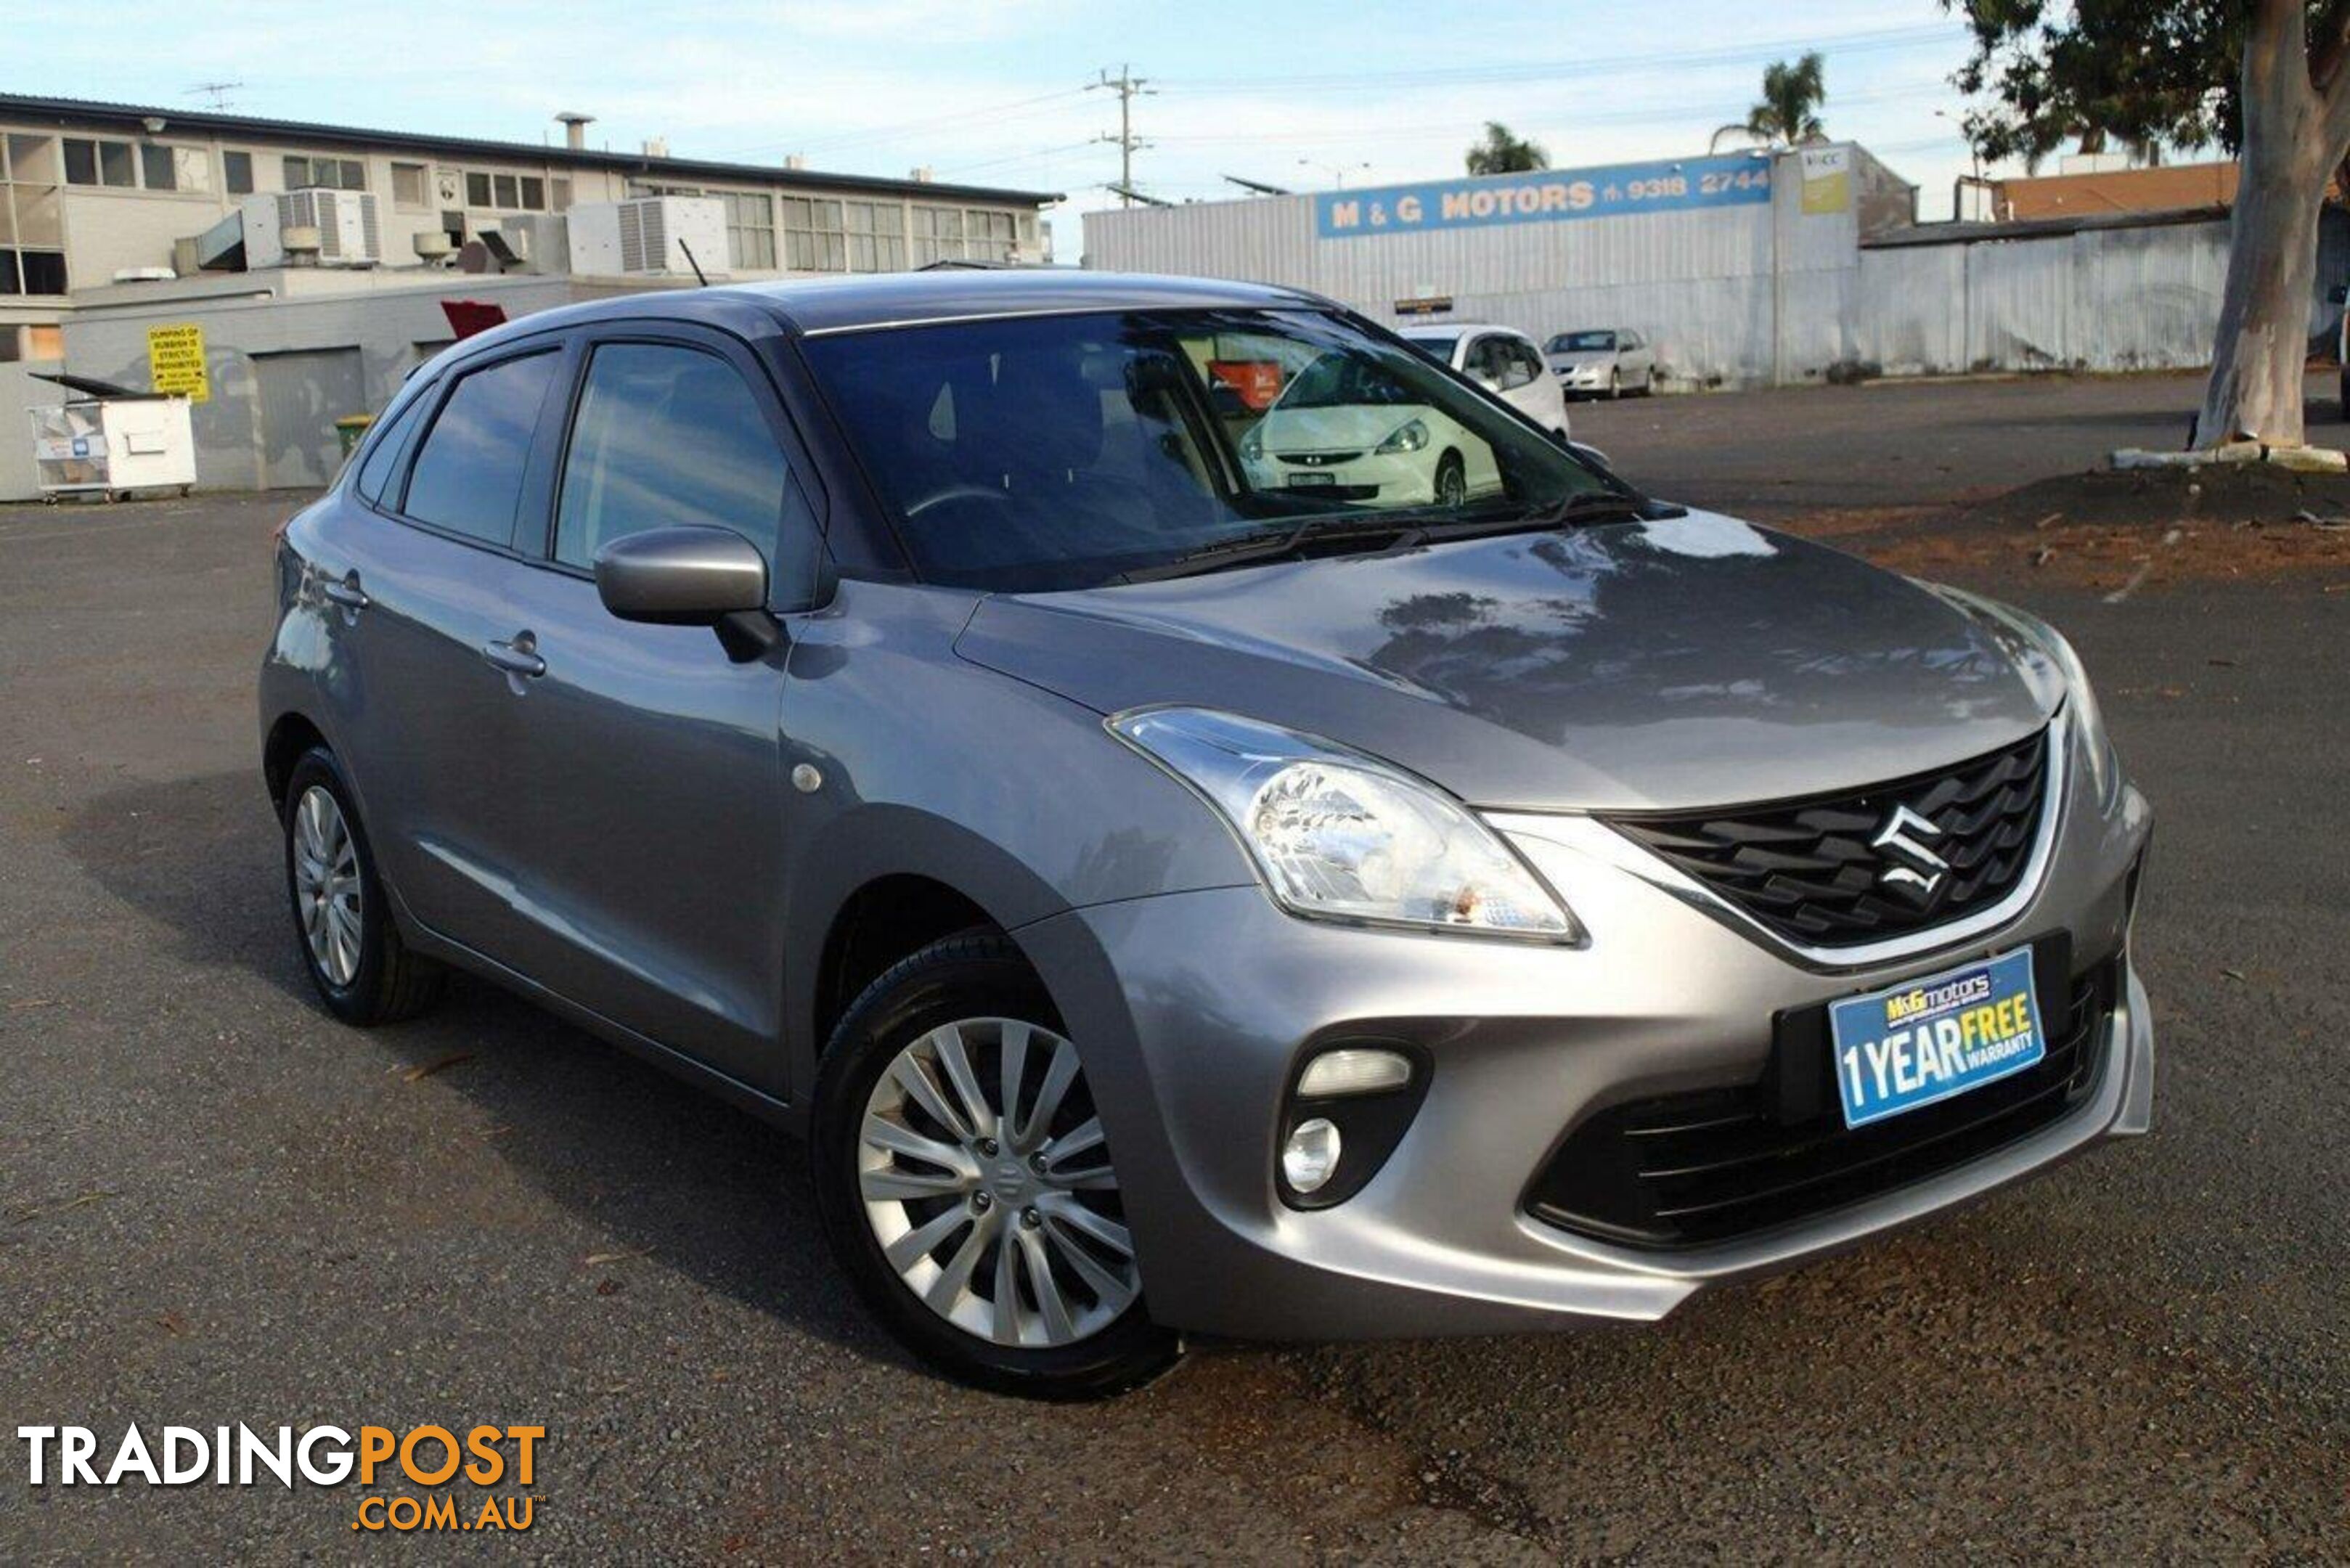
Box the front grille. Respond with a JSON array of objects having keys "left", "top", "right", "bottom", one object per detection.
[
  {"left": 1278, "top": 451, "right": 1364, "bottom": 466},
  {"left": 1526, "top": 945, "right": 2118, "bottom": 1248},
  {"left": 1607, "top": 729, "right": 2050, "bottom": 947}
]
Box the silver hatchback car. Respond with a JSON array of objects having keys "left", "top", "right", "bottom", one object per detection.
[{"left": 261, "top": 271, "right": 2153, "bottom": 1398}]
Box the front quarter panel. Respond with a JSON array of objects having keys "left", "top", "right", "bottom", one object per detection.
[{"left": 775, "top": 577, "right": 1252, "bottom": 1078}]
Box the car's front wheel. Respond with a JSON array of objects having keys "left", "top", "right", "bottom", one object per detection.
[{"left": 812, "top": 931, "right": 1181, "bottom": 1399}]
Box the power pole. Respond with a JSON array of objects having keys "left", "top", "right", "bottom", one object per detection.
[{"left": 1091, "top": 64, "right": 1154, "bottom": 207}]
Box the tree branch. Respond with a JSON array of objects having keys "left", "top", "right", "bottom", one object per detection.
[{"left": 2314, "top": 0, "right": 2350, "bottom": 94}]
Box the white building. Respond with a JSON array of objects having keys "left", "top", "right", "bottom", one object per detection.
[
  {"left": 1085, "top": 145, "right": 1917, "bottom": 391},
  {"left": 0, "top": 91, "right": 1058, "bottom": 499}
]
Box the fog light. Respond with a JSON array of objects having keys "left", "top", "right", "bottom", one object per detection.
[
  {"left": 1298, "top": 1047, "right": 1414, "bottom": 1098},
  {"left": 1281, "top": 1118, "right": 1342, "bottom": 1194}
]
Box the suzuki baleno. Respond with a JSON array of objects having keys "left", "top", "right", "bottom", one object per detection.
[{"left": 261, "top": 271, "right": 2154, "bottom": 1398}]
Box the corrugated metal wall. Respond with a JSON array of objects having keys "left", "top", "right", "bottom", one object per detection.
[
  {"left": 1089, "top": 151, "right": 2345, "bottom": 389},
  {"left": 1855, "top": 219, "right": 2237, "bottom": 376},
  {"left": 1088, "top": 148, "right": 1861, "bottom": 388}
]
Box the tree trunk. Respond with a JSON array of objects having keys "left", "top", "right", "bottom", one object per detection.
[{"left": 2198, "top": 3, "right": 2334, "bottom": 448}]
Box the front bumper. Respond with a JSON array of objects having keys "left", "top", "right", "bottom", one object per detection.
[
  {"left": 1241, "top": 451, "right": 1438, "bottom": 505},
  {"left": 1016, "top": 756, "right": 2154, "bottom": 1342}
]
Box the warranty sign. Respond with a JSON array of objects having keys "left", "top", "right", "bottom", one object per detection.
[{"left": 147, "top": 324, "right": 209, "bottom": 403}]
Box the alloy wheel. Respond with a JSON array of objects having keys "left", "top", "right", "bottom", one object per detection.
[
  {"left": 857, "top": 1018, "right": 1138, "bottom": 1349},
  {"left": 292, "top": 784, "right": 362, "bottom": 987}
]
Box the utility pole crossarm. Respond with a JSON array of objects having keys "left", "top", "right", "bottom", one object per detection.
[{"left": 1090, "top": 63, "right": 1154, "bottom": 207}]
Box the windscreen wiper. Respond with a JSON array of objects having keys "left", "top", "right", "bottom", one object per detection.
[{"left": 1114, "top": 516, "right": 1431, "bottom": 584}]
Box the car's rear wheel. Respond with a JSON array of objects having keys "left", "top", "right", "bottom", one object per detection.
[
  {"left": 1435, "top": 452, "right": 1467, "bottom": 508},
  {"left": 282, "top": 747, "right": 444, "bottom": 1025},
  {"left": 812, "top": 931, "right": 1180, "bottom": 1399}
]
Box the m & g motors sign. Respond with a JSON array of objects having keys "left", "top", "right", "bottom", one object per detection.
[{"left": 1314, "top": 153, "right": 1774, "bottom": 240}]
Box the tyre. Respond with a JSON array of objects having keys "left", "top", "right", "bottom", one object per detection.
[
  {"left": 282, "top": 746, "right": 445, "bottom": 1025},
  {"left": 1607, "top": 368, "right": 1622, "bottom": 400},
  {"left": 811, "top": 930, "right": 1180, "bottom": 1399},
  {"left": 1435, "top": 451, "right": 1467, "bottom": 508}
]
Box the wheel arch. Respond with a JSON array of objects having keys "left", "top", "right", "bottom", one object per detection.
[{"left": 264, "top": 711, "right": 331, "bottom": 811}]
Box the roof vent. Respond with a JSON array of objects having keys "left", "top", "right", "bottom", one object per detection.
[
  {"left": 642, "top": 137, "right": 670, "bottom": 159},
  {"left": 555, "top": 111, "right": 595, "bottom": 151},
  {"left": 783, "top": 154, "right": 807, "bottom": 171},
  {"left": 910, "top": 165, "right": 934, "bottom": 182}
]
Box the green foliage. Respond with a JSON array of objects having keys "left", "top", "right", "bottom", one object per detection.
[
  {"left": 1943, "top": 1, "right": 2251, "bottom": 169},
  {"left": 1466, "top": 122, "right": 1549, "bottom": 176},
  {"left": 1748, "top": 52, "right": 1829, "bottom": 147}
]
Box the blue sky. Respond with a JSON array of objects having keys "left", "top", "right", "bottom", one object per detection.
[{"left": 28, "top": 1, "right": 2006, "bottom": 240}]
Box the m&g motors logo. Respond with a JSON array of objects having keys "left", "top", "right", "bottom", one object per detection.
[{"left": 17, "top": 1423, "right": 542, "bottom": 1534}]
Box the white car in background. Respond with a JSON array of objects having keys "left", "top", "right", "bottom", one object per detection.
[
  {"left": 1395, "top": 323, "right": 1572, "bottom": 441},
  {"left": 1546, "top": 328, "right": 1656, "bottom": 399},
  {"left": 1240, "top": 348, "right": 1504, "bottom": 508}
]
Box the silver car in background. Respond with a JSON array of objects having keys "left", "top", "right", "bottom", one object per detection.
[
  {"left": 1548, "top": 327, "right": 1657, "bottom": 398},
  {"left": 261, "top": 271, "right": 2153, "bottom": 1400}
]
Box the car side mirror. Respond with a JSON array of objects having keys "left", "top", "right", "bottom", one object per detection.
[{"left": 593, "top": 526, "right": 780, "bottom": 661}]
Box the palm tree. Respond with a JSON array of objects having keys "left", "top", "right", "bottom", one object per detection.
[
  {"left": 1711, "top": 52, "right": 1827, "bottom": 152},
  {"left": 1466, "top": 122, "right": 1549, "bottom": 176}
]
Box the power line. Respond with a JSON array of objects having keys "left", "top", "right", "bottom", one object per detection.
[
  {"left": 1159, "top": 22, "right": 1961, "bottom": 94},
  {"left": 711, "top": 85, "right": 1094, "bottom": 161}
]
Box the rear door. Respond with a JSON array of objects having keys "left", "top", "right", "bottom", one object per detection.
[
  {"left": 325, "top": 340, "right": 567, "bottom": 955},
  {"left": 494, "top": 323, "right": 817, "bottom": 1093},
  {"left": 1494, "top": 333, "right": 1566, "bottom": 430}
]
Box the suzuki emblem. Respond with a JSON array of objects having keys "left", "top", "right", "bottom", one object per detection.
[{"left": 1872, "top": 804, "right": 1949, "bottom": 899}]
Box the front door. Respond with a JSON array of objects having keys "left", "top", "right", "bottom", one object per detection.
[{"left": 494, "top": 328, "right": 812, "bottom": 1093}]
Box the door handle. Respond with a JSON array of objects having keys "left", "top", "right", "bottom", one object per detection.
[
  {"left": 481, "top": 634, "right": 546, "bottom": 679},
  {"left": 322, "top": 573, "right": 369, "bottom": 611}
]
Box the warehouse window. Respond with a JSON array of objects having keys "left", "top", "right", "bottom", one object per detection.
[
  {"left": 391, "top": 162, "right": 429, "bottom": 211},
  {"left": 62, "top": 136, "right": 137, "bottom": 189},
  {"left": 223, "top": 150, "right": 253, "bottom": 195},
  {"left": 969, "top": 210, "right": 1017, "bottom": 262},
  {"left": 550, "top": 177, "right": 572, "bottom": 212},
  {"left": 909, "top": 205, "right": 965, "bottom": 266},
  {"left": 843, "top": 201, "right": 905, "bottom": 271},
  {"left": 1, "top": 134, "right": 68, "bottom": 296},
  {"left": 723, "top": 193, "right": 775, "bottom": 270},
  {"left": 781, "top": 197, "right": 846, "bottom": 271},
  {"left": 284, "top": 155, "right": 366, "bottom": 192},
  {"left": 464, "top": 170, "right": 547, "bottom": 211},
  {"left": 139, "top": 144, "right": 212, "bottom": 194}
]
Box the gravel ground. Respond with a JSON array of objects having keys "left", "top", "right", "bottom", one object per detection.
[{"left": 1, "top": 371, "right": 2345, "bottom": 1561}]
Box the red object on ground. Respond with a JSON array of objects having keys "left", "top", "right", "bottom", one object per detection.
[{"left": 441, "top": 300, "right": 510, "bottom": 341}]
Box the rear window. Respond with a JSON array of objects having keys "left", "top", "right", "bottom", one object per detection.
[
  {"left": 353, "top": 394, "right": 424, "bottom": 505},
  {"left": 401, "top": 351, "right": 560, "bottom": 546},
  {"left": 1549, "top": 331, "right": 1617, "bottom": 353}
]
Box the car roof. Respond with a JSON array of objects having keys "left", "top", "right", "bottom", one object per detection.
[{"left": 425, "top": 270, "right": 1342, "bottom": 368}]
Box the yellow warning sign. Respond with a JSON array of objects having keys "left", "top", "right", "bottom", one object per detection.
[{"left": 147, "top": 324, "right": 209, "bottom": 403}]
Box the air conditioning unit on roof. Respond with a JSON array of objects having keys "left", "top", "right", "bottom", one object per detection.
[
  {"left": 242, "top": 189, "right": 383, "bottom": 269},
  {"left": 566, "top": 197, "right": 727, "bottom": 278}
]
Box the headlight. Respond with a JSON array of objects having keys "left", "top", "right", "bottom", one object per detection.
[
  {"left": 1925, "top": 584, "right": 2121, "bottom": 809},
  {"left": 1375, "top": 418, "right": 1429, "bottom": 454},
  {"left": 1239, "top": 425, "right": 1264, "bottom": 461},
  {"left": 1110, "top": 707, "right": 1580, "bottom": 941}
]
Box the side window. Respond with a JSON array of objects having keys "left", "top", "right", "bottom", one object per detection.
[
  {"left": 554, "top": 342, "right": 789, "bottom": 571},
  {"left": 353, "top": 393, "right": 425, "bottom": 505},
  {"left": 401, "top": 351, "right": 560, "bottom": 546},
  {"left": 1504, "top": 338, "right": 1544, "bottom": 388}
]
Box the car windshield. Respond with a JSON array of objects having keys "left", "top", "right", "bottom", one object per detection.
[
  {"left": 801, "top": 307, "right": 1612, "bottom": 592},
  {"left": 1550, "top": 330, "right": 1617, "bottom": 353}
]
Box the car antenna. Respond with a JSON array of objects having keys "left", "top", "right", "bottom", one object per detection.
[{"left": 677, "top": 237, "right": 710, "bottom": 287}]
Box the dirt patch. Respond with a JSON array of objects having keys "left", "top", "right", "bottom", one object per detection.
[{"left": 1774, "top": 465, "right": 2350, "bottom": 594}]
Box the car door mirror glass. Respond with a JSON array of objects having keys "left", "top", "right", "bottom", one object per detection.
[{"left": 594, "top": 526, "right": 769, "bottom": 626}]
